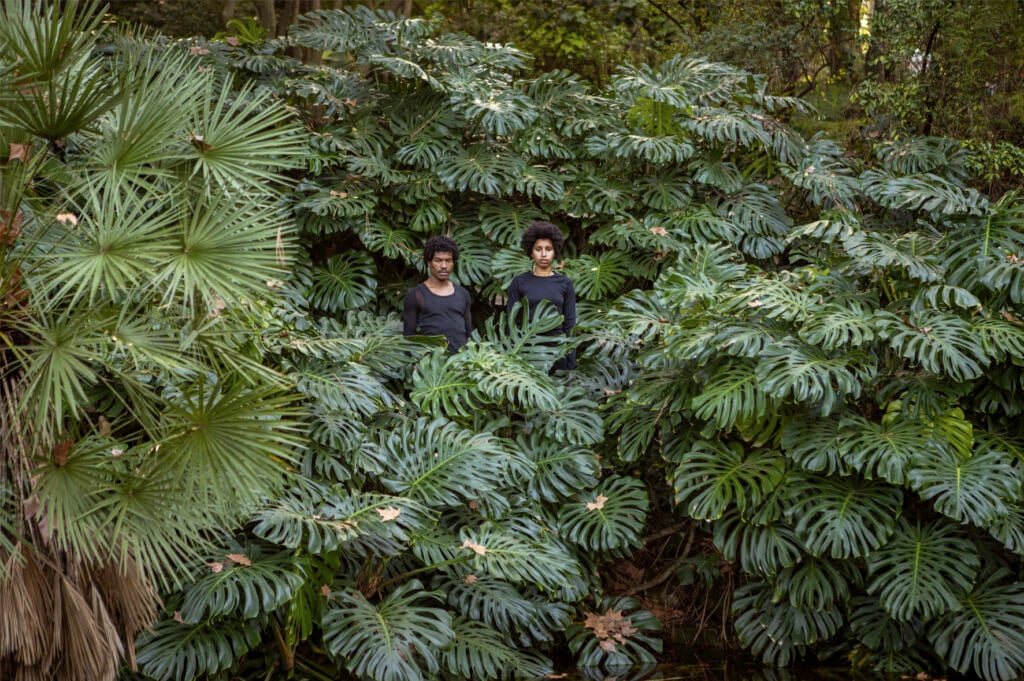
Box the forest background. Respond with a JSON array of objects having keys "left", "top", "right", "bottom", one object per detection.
[{"left": 4, "top": 1, "right": 1024, "bottom": 681}]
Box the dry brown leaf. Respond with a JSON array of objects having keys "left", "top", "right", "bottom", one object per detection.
[
  {"left": 208, "top": 562, "right": 224, "bottom": 573},
  {"left": 463, "top": 574, "right": 478, "bottom": 584},
  {"left": 9, "top": 142, "right": 30, "bottom": 162},
  {"left": 55, "top": 212, "right": 78, "bottom": 226},
  {"left": 586, "top": 494, "right": 608, "bottom": 511},
  {"left": 53, "top": 440, "right": 73, "bottom": 466},
  {"left": 377, "top": 507, "right": 401, "bottom": 522},
  {"left": 320, "top": 584, "right": 332, "bottom": 597},
  {"left": 173, "top": 611, "right": 184, "bottom": 623},
  {"left": 599, "top": 639, "right": 617, "bottom": 652},
  {"left": 648, "top": 226, "right": 668, "bottom": 236},
  {"left": 460, "top": 538, "right": 487, "bottom": 555},
  {"left": 225, "top": 553, "right": 251, "bottom": 566}
]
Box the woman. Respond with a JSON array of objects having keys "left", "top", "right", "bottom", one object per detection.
[{"left": 506, "top": 220, "right": 577, "bottom": 371}]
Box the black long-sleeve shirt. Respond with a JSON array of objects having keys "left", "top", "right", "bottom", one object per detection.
[
  {"left": 506, "top": 271, "right": 577, "bottom": 369},
  {"left": 403, "top": 283, "right": 472, "bottom": 352}
]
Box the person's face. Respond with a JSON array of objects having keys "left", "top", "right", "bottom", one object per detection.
[
  {"left": 531, "top": 238, "right": 555, "bottom": 269},
  {"left": 427, "top": 251, "right": 454, "bottom": 282}
]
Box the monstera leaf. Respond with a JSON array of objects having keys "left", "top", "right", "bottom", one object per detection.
[
  {"left": 780, "top": 417, "right": 848, "bottom": 475},
  {"left": 673, "top": 440, "right": 786, "bottom": 520},
  {"left": 565, "top": 596, "right": 662, "bottom": 671},
  {"left": 559, "top": 475, "right": 649, "bottom": 555},
  {"left": 712, "top": 510, "right": 805, "bottom": 576},
  {"left": 136, "top": 618, "right": 261, "bottom": 681},
  {"left": 307, "top": 251, "right": 377, "bottom": 312},
  {"left": 691, "top": 358, "right": 780, "bottom": 430},
  {"left": 755, "top": 339, "right": 869, "bottom": 415},
  {"left": 442, "top": 616, "right": 544, "bottom": 680},
  {"left": 732, "top": 580, "right": 843, "bottom": 666},
  {"left": 179, "top": 549, "right": 306, "bottom": 622},
  {"left": 510, "top": 431, "right": 599, "bottom": 503},
  {"left": 928, "top": 568, "right": 1024, "bottom": 681},
  {"left": 773, "top": 556, "right": 861, "bottom": 610},
  {"left": 322, "top": 580, "right": 453, "bottom": 681},
  {"left": 908, "top": 447, "right": 1018, "bottom": 526},
  {"left": 786, "top": 472, "right": 902, "bottom": 559},
  {"left": 837, "top": 414, "right": 938, "bottom": 485},
  {"left": 865, "top": 517, "right": 979, "bottom": 621},
  {"left": 372, "top": 417, "right": 509, "bottom": 505}
]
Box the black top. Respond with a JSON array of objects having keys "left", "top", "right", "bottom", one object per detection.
[
  {"left": 506, "top": 271, "right": 577, "bottom": 369},
  {"left": 403, "top": 282, "right": 472, "bottom": 352}
]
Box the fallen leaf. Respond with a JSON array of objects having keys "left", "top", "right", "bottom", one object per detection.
[
  {"left": 173, "top": 611, "right": 184, "bottom": 623},
  {"left": 226, "top": 553, "right": 252, "bottom": 566},
  {"left": 587, "top": 494, "right": 608, "bottom": 511},
  {"left": 110, "top": 448, "right": 124, "bottom": 457},
  {"left": 599, "top": 640, "right": 617, "bottom": 652},
  {"left": 329, "top": 190, "right": 349, "bottom": 198},
  {"left": 463, "top": 574, "right": 478, "bottom": 584},
  {"left": 189, "top": 45, "right": 210, "bottom": 55},
  {"left": 320, "top": 584, "right": 332, "bottom": 597},
  {"left": 208, "top": 562, "right": 224, "bottom": 573},
  {"left": 461, "top": 538, "right": 487, "bottom": 555},
  {"left": 648, "top": 226, "right": 668, "bottom": 236},
  {"left": 377, "top": 506, "right": 401, "bottom": 521},
  {"left": 55, "top": 212, "right": 78, "bottom": 226},
  {"left": 8, "top": 143, "right": 30, "bottom": 162}
]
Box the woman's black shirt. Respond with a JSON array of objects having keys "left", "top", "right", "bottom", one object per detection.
[{"left": 506, "top": 271, "right": 577, "bottom": 369}]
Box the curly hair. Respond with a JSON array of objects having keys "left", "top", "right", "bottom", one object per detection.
[
  {"left": 423, "top": 235, "right": 459, "bottom": 264},
  {"left": 520, "top": 221, "right": 565, "bottom": 258}
]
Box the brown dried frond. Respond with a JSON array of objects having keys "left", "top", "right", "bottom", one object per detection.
[
  {"left": 56, "top": 573, "right": 119, "bottom": 681},
  {"left": 0, "top": 546, "right": 51, "bottom": 665},
  {"left": 91, "top": 556, "right": 160, "bottom": 642}
]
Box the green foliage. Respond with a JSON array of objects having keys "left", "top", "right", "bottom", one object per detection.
[{"left": 9, "top": 4, "right": 1024, "bottom": 681}]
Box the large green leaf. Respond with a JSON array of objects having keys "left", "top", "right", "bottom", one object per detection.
[
  {"left": 755, "top": 339, "right": 868, "bottom": 414},
  {"left": 928, "top": 569, "right": 1024, "bottom": 681},
  {"left": 712, "top": 510, "right": 805, "bottom": 576},
  {"left": 136, "top": 618, "right": 261, "bottom": 681},
  {"left": 908, "top": 447, "right": 1018, "bottom": 526},
  {"left": 559, "top": 475, "right": 649, "bottom": 555},
  {"left": 673, "top": 440, "right": 786, "bottom": 520},
  {"left": 510, "top": 432, "right": 599, "bottom": 503},
  {"left": 690, "top": 359, "right": 779, "bottom": 431},
  {"left": 786, "top": 472, "right": 902, "bottom": 559},
  {"left": 565, "top": 595, "right": 662, "bottom": 671},
  {"left": 732, "top": 580, "right": 843, "bottom": 666},
  {"left": 179, "top": 549, "right": 306, "bottom": 622},
  {"left": 875, "top": 309, "right": 990, "bottom": 382},
  {"left": 307, "top": 251, "right": 377, "bottom": 312},
  {"left": 251, "top": 487, "right": 435, "bottom": 555},
  {"left": 372, "top": 417, "right": 511, "bottom": 505},
  {"left": 837, "top": 414, "right": 938, "bottom": 485},
  {"left": 454, "top": 526, "right": 582, "bottom": 592},
  {"left": 322, "top": 580, "right": 453, "bottom": 681},
  {"left": 865, "top": 518, "right": 979, "bottom": 621}
]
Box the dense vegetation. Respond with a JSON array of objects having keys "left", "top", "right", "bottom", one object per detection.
[{"left": 4, "top": 2, "right": 1024, "bottom": 681}]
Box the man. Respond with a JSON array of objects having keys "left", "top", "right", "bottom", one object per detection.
[{"left": 402, "top": 236, "right": 472, "bottom": 352}]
